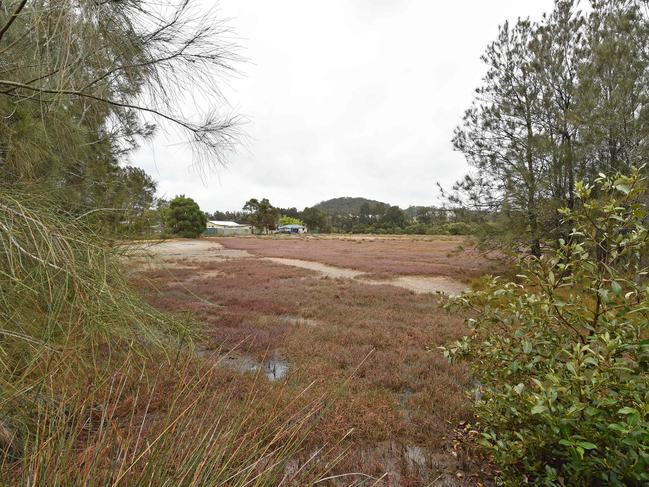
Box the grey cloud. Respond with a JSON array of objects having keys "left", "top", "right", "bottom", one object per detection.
[{"left": 132, "top": 0, "right": 554, "bottom": 212}]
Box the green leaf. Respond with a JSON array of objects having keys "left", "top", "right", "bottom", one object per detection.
[
  {"left": 598, "top": 288, "right": 610, "bottom": 303},
  {"left": 615, "top": 183, "right": 631, "bottom": 195},
  {"left": 531, "top": 404, "right": 547, "bottom": 415},
  {"left": 618, "top": 407, "right": 638, "bottom": 416},
  {"left": 576, "top": 441, "right": 597, "bottom": 450}
]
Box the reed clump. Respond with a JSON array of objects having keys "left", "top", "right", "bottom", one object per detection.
[{"left": 0, "top": 190, "right": 344, "bottom": 485}]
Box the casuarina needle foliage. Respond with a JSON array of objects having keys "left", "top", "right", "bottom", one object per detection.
[{"left": 0, "top": 0, "right": 346, "bottom": 481}]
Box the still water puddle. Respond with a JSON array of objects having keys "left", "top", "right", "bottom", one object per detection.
[
  {"left": 210, "top": 350, "right": 289, "bottom": 382},
  {"left": 264, "top": 355, "right": 289, "bottom": 381}
]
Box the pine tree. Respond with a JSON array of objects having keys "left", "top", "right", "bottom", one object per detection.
[{"left": 452, "top": 0, "right": 649, "bottom": 253}]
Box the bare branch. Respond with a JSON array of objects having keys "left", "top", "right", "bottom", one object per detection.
[{"left": 0, "top": 0, "right": 27, "bottom": 43}]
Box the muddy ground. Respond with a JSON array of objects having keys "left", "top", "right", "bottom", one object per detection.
[{"left": 128, "top": 236, "right": 497, "bottom": 486}]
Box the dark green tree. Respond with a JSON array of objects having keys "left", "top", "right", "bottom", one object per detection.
[
  {"left": 453, "top": 18, "right": 544, "bottom": 255},
  {"left": 381, "top": 205, "right": 407, "bottom": 227},
  {"left": 358, "top": 202, "right": 372, "bottom": 223},
  {"left": 577, "top": 0, "right": 649, "bottom": 174},
  {"left": 414, "top": 207, "right": 433, "bottom": 224},
  {"left": 242, "top": 198, "right": 279, "bottom": 234},
  {"left": 277, "top": 207, "right": 300, "bottom": 219},
  {"left": 208, "top": 210, "right": 246, "bottom": 222},
  {"left": 164, "top": 195, "right": 207, "bottom": 238},
  {"left": 301, "top": 207, "right": 329, "bottom": 232},
  {"left": 451, "top": 0, "right": 649, "bottom": 254},
  {"left": 0, "top": 0, "right": 239, "bottom": 213}
]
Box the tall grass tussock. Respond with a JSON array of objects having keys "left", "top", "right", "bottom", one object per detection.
[{"left": 0, "top": 190, "right": 345, "bottom": 485}]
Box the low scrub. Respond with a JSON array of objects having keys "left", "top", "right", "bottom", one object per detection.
[
  {"left": 443, "top": 169, "right": 649, "bottom": 486},
  {"left": 217, "top": 235, "right": 500, "bottom": 280},
  {"left": 342, "top": 221, "right": 479, "bottom": 236}
]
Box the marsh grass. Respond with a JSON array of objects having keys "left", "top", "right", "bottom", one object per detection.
[
  {"left": 134, "top": 253, "right": 478, "bottom": 484},
  {"left": 6, "top": 357, "right": 349, "bottom": 486},
  {"left": 0, "top": 190, "right": 350, "bottom": 485},
  {"left": 214, "top": 236, "right": 502, "bottom": 279}
]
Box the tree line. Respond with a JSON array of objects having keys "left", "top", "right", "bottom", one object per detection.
[{"left": 205, "top": 198, "right": 478, "bottom": 235}]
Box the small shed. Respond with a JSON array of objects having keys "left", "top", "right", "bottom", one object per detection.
[
  {"left": 276, "top": 224, "right": 307, "bottom": 234},
  {"left": 205, "top": 220, "right": 252, "bottom": 236}
]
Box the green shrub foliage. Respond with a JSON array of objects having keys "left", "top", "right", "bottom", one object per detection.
[
  {"left": 278, "top": 215, "right": 304, "bottom": 226},
  {"left": 164, "top": 195, "right": 207, "bottom": 238},
  {"left": 443, "top": 168, "right": 649, "bottom": 486}
]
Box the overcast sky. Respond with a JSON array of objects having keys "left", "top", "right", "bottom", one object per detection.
[{"left": 133, "top": 0, "right": 554, "bottom": 212}]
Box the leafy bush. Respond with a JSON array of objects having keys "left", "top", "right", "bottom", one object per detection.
[
  {"left": 404, "top": 223, "right": 428, "bottom": 235},
  {"left": 164, "top": 195, "right": 207, "bottom": 238},
  {"left": 278, "top": 215, "right": 304, "bottom": 226},
  {"left": 441, "top": 221, "right": 475, "bottom": 235},
  {"left": 442, "top": 169, "right": 649, "bottom": 486}
]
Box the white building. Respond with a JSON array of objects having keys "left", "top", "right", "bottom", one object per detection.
[
  {"left": 276, "top": 224, "right": 307, "bottom": 234},
  {"left": 205, "top": 220, "right": 252, "bottom": 236}
]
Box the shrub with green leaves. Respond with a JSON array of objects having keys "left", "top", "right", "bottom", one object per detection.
[
  {"left": 442, "top": 168, "right": 649, "bottom": 486},
  {"left": 164, "top": 195, "right": 207, "bottom": 238},
  {"left": 278, "top": 215, "right": 304, "bottom": 226},
  {"left": 440, "top": 221, "right": 476, "bottom": 236}
]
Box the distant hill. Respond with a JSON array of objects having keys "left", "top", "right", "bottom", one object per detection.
[{"left": 313, "top": 197, "right": 390, "bottom": 215}]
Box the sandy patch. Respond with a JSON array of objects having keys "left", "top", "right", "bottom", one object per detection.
[
  {"left": 387, "top": 276, "right": 468, "bottom": 296},
  {"left": 265, "top": 257, "right": 467, "bottom": 296},
  {"left": 263, "top": 257, "right": 364, "bottom": 279},
  {"left": 129, "top": 239, "right": 251, "bottom": 262}
]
